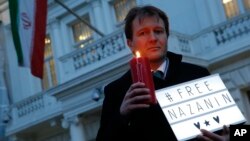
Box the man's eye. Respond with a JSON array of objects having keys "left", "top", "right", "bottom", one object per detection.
[
  {"left": 138, "top": 31, "right": 145, "bottom": 36},
  {"left": 155, "top": 30, "right": 164, "bottom": 34}
]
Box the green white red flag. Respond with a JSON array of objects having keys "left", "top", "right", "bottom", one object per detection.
[{"left": 9, "top": 0, "right": 48, "bottom": 79}]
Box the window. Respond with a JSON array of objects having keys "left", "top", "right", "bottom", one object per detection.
[
  {"left": 71, "top": 14, "right": 93, "bottom": 48},
  {"left": 113, "top": 0, "right": 136, "bottom": 23},
  {"left": 247, "top": 90, "right": 250, "bottom": 103},
  {"left": 42, "top": 132, "right": 70, "bottom": 141},
  {"left": 42, "top": 35, "right": 57, "bottom": 90},
  {"left": 243, "top": 0, "right": 250, "bottom": 11},
  {"left": 222, "top": 0, "right": 240, "bottom": 18}
]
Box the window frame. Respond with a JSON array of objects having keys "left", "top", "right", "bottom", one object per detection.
[
  {"left": 242, "top": 0, "right": 250, "bottom": 11},
  {"left": 69, "top": 13, "right": 94, "bottom": 49},
  {"left": 222, "top": 0, "right": 240, "bottom": 19},
  {"left": 111, "top": 0, "right": 136, "bottom": 27}
]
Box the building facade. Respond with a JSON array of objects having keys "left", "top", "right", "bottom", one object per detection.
[{"left": 0, "top": 0, "right": 250, "bottom": 140}]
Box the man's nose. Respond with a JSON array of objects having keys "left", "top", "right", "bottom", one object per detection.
[
  {"left": 149, "top": 32, "right": 157, "bottom": 42},
  {"left": 149, "top": 32, "right": 157, "bottom": 41}
]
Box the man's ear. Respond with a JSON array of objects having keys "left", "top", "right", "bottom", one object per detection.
[
  {"left": 127, "top": 39, "right": 132, "bottom": 48},
  {"left": 127, "top": 39, "right": 136, "bottom": 55}
]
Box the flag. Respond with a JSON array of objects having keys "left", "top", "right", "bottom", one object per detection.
[{"left": 9, "top": 0, "right": 48, "bottom": 79}]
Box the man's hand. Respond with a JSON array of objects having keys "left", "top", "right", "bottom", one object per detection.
[
  {"left": 120, "top": 82, "right": 151, "bottom": 117},
  {"left": 197, "top": 125, "right": 229, "bottom": 141}
]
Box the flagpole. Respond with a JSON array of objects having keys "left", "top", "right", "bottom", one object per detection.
[{"left": 54, "top": 0, "right": 105, "bottom": 37}]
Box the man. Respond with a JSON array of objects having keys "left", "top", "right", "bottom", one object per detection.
[{"left": 96, "top": 5, "right": 227, "bottom": 141}]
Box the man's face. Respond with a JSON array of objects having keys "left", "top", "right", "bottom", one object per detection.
[{"left": 127, "top": 16, "right": 167, "bottom": 63}]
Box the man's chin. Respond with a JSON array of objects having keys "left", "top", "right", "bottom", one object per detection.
[
  {"left": 147, "top": 53, "right": 165, "bottom": 59},
  {"left": 148, "top": 56, "right": 165, "bottom": 62}
]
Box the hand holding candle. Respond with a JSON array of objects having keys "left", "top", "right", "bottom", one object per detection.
[{"left": 130, "top": 51, "right": 157, "bottom": 104}]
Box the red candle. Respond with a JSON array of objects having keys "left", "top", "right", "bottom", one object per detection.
[{"left": 130, "top": 51, "right": 156, "bottom": 104}]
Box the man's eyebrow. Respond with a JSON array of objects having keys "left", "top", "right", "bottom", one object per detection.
[{"left": 136, "top": 28, "right": 148, "bottom": 34}]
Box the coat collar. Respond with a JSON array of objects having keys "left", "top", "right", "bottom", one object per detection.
[{"left": 166, "top": 51, "right": 182, "bottom": 66}]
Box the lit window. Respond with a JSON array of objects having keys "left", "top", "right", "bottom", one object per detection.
[
  {"left": 71, "top": 14, "right": 92, "bottom": 45},
  {"left": 222, "top": 0, "right": 240, "bottom": 19},
  {"left": 42, "top": 35, "right": 57, "bottom": 90},
  {"left": 243, "top": 0, "right": 250, "bottom": 11},
  {"left": 113, "top": 0, "right": 136, "bottom": 23}
]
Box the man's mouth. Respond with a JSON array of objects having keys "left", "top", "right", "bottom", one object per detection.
[{"left": 147, "top": 47, "right": 160, "bottom": 51}]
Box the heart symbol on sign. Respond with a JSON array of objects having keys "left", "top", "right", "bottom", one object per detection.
[
  {"left": 194, "top": 122, "right": 200, "bottom": 129},
  {"left": 213, "top": 116, "right": 220, "bottom": 123}
]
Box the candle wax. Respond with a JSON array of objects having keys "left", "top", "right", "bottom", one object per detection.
[{"left": 130, "top": 57, "right": 156, "bottom": 104}]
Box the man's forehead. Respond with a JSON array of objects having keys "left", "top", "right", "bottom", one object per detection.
[
  {"left": 133, "top": 15, "right": 162, "bottom": 25},
  {"left": 132, "top": 15, "right": 164, "bottom": 28}
]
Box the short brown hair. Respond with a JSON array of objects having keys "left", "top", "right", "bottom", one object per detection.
[{"left": 124, "top": 5, "right": 169, "bottom": 40}]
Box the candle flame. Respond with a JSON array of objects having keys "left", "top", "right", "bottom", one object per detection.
[
  {"left": 135, "top": 51, "right": 141, "bottom": 58},
  {"left": 222, "top": 0, "right": 232, "bottom": 4}
]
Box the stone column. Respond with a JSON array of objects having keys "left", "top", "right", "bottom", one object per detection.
[
  {"left": 237, "top": 0, "right": 245, "bottom": 14},
  {"left": 92, "top": 0, "right": 105, "bottom": 37},
  {"left": 207, "top": 0, "right": 226, "bottom": 25},
  {"left": 49, "top": 19, "right": 65, "bottom": 57},
  {"left": 0, "top": 20, "right": 10, "bottom": 141},
  {"left": 101, "top": 0, "right": 113, "bottom": 34},
  {"left": 48, "top": 19, "right": 65, "bottom": 83},
  {"left": 62, "top": 116, "right": 87, "bottom": 141}
]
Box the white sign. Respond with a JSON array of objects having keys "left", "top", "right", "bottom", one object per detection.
[{"left": 155, "top": 74, "right": 246, "bottom": 141}]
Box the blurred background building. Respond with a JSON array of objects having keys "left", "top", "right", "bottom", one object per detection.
[{"left": 0, "top": 0, "right": 250, "bottom": 140}]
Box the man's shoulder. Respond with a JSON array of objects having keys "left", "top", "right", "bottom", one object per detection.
[
  {"left": 167, "top": 51, "right": 209, "bottom": 75},
  {"left": 180, "top": 62, "right": 208, "bottom": 71},
  {"left": 104, "top": 70, "right": 132, "bottom": 92},
  {"left": 178, "top": 62, "right": 210, "bottom": 78}
]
